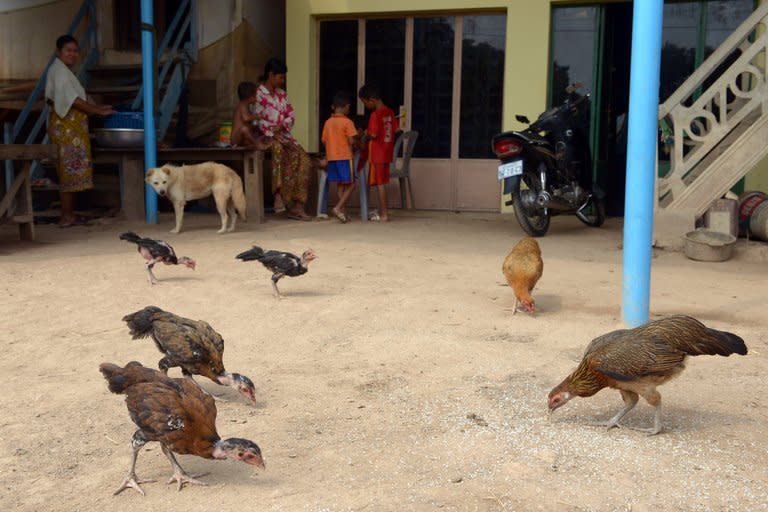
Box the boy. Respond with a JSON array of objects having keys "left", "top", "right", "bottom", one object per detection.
[
  {"left": 358, "top": 84, "right": 398, "bottom": 222},
  {"left": 230, "top": 81, "right": 260, "bottom": 147},
  {"left": 321, "top": 91, "right": 358, "bottom": 223}
]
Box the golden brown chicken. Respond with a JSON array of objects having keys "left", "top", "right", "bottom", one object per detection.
[
  {"left": 502, "top": 237, "right": 543, "bottom": 314},
  {"left": 100, "top": 361, "right": 264, "bottom": 495},
  {"left": 548, "top": 315, "right": 747, "bottom": 435},
  {"left": 122, "top": 306, "right": 256, "bottom": 404}
]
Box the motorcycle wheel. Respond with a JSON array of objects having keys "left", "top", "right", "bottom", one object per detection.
[
  {"left": 575, "top": 195, "right": 606, "bottom": 228},
  {"left": 511, "top": 174, "right": 550, "bottom": 237}
]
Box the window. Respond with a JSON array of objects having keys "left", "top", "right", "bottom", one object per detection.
[
  {"left": 459, "top": 15, "right": 507, "bottom": 159},
  {"left": 319, "top": 20, "right": 358, "bottom": 143},
  {"left": 365, "top": 19, "right": 406, "bottom": 116},
  {"left": 412, "top": 17, "right": 454, "bottom": 158}
]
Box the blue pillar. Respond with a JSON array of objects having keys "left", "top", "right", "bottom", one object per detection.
[
  {"left": 622, "top": 1, "right": 664, "bottom": 327},
  {"left": 141, "top": 0, "right": 158, "bottom": 224}
]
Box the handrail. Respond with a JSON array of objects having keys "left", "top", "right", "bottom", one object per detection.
[
  {"left": 131, "top": 0, "right": 194, "bottom": 112},
  {"left": 657, "top": 2, "right": 768, "bottom": 205}
]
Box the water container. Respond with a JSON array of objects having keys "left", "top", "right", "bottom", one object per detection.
[
  {"left": 748, "top": 201, "right": 768, "bottom": 241},
  {"left": 704, "top": 198, "right": 738, "bottom": 238},
  {"left": 738, "top": 191, "right": 767, "bottom": 236}
]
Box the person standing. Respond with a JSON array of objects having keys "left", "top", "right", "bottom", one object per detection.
[
  {"left": 321, "top": 91, "right": 357, "bottom": 223},
  {"left": 358, "top": 84, "right": 397, "bottom": 222},
  {"left": 254, "top": 58, "right": 312, "bottom": 221},
  {"left": 45, "top": 34, "right": 113, "bottom": 227}
]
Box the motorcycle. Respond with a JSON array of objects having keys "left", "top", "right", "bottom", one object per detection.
[{"left": 492, "top": 83, "right": 605, "bottom": 237}]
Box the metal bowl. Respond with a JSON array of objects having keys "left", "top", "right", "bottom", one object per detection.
[
  {"left": 93, "top": 128, "right": 145, "bottom": 148},
  {"left": 683, "top": 229, "right": 737, "bottom": 262}
]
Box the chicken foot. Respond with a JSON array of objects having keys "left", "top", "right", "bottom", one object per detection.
[
  {"left": 161, "top": 444, "right": 209, "bottom": 491},
  {"left": 114, "top": 432, "right": 156, "bottom": 496},
  {"left": 587, "top": 390, "right": 639, "bottom": 430}
]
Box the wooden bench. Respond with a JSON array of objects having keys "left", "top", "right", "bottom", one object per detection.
[
  {"left": 92, "top": 147, "right": 265, "bottom": 223},
  {"left": 0, "top": 144, "right": 56, "bottom": 240}
]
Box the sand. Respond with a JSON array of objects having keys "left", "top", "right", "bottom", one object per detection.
[{"left": 0, "top": 210, "right": 766, "bottom": 512}]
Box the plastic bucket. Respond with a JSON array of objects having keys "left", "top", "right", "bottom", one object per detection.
[
  {"left": 218, "top": 122, "right": 233, "bottom": 145},
  {"left": 748, "top": 201, "right": 768, "bottom": 241},
  {"left": 738, "top": 191, "right": 767, "bottom": 236}
]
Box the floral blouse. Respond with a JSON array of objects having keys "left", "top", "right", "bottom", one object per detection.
[{"left": 254, "top": 84, "right": 295, "bottom": 140}]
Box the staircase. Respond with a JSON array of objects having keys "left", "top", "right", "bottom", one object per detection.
[{"left": 657, "top": 3, "right": 768, "bottom": 221}]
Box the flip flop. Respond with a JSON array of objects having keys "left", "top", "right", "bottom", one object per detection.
[
  {"left": 368, "top": 212, "right": 381, "bottom": 222},
  {"left": 58, "top": 217, "right": 91, "bottom": 228},
  {"left": 287, "top": 212, "right": 312, "bottom": 222}
]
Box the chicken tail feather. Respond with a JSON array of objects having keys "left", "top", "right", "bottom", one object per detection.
[
  {"left": 99, "top": 361, "right": 160, "bottom": 394},
  {"left": 655, "top": 316, "right": 748, "bottom": 357},
  {"left": 119, "top": 231, "right": 142, "bottom": 244},
  {"left": 122, "top": 306, "right": 164, "bottom": 339},
  {"left": 697, "top": 328, "right": 748, "bottom": 356},
  {"left": 236, "top": 246, "right": 265, "bottom": 262}
]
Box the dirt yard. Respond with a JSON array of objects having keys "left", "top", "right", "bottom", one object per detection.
[{"left": 1, "top": 210, "right": 766, "bottom": 512}]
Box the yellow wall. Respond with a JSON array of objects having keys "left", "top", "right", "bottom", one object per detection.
[{"left": 286, "top": 0, "right": 550, "bottom": 152}]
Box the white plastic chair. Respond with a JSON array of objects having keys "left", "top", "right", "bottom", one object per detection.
[{"left": 390, "top": 130, "right": 418, "bottom": 209}]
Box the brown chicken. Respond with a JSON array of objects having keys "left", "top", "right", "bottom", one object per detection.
[
  {"left": 100, "top": 361, "right": 264, "bottom": 495},
  {"left": 548, "top": 315, "right": 747, "bottom": 435},
  {"left": 122, "top": 306, "right": 256, "bottom": 404},
  {"left": 502, "top": 237, "right": 543, "bottom": 314}
]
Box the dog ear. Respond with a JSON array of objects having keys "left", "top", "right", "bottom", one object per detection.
[
  {"left": 163, "top": 167, "right": 171, "bottom": 175},
  {"left": 146, "top": 168, "right": 155, "bottom": 178}
]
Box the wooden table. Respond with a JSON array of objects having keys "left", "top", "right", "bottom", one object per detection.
[
  {"left": 92, "top": 147, "right": 265, "bottom": 223},
  {"left": 0, "top": 144, "right": 57, "bottom": 240}
]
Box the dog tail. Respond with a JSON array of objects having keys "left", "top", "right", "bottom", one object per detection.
[{"left": 231, "top": 174, "right": 247, "bottom": 221}]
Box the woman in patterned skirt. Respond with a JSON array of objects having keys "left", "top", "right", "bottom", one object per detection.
[
  {"left": 45, "top": 35, "right": 113, "bottom": 227},
  {"left": 253, "top": 58, "right": 313, "bottom": 221}
]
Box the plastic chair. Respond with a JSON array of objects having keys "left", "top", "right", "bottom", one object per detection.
[
  {"left": 316, "top": 153, "right": 369, "bottom": 222},
  {"left": 390, "top": 130, "right": 418, "bottom": 209}
]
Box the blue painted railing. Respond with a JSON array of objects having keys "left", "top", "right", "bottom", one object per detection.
[
  {"left": 131, "top": 0, "right": 197, "bottom": 140},
  {"left": 3, "top": 0, "right": 98, "bottom": 185}
]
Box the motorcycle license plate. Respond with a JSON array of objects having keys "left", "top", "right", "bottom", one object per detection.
[{"left": 497, "top": 160, "right": 523, "bottom": 180}]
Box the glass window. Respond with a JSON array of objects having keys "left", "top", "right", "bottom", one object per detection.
[
  {"left": 365, "top": 19, "right": 406, "bottom": 117},
  {"left": 319, "top": 20, "right": 358, "bottom": 144},
  {"left": 659, "top": 2, "right": 700, "bottom": 103},
  {"left": 459, "top": 14, "right": 506, "bottom": 159},
  {"left": 704, "top": 0, "right": 754, "bottom": 56},
  {"left": 412, "top": 17, "right": 454, "bottom": 159},
  {"left": 550, "top": 7, "right": 598, "bottom": 107}
]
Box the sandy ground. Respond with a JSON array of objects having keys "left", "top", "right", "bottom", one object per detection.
[{"left": 0, "top": 210, "right": 766, "bottom": 512}]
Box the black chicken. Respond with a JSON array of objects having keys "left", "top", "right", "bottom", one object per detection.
[
  {"left": 122, "top": 306, "right": 256, "bottom": 404},
  {"left": 100, "top": 361, "right": 264, "bottom": 495},
  {"left": 235, "top": 245, "right": 317, "bottom": 298},
  {"left": 119, "top": 231, "right": 196, "bottom": 285}
]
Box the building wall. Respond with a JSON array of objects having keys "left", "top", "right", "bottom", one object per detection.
[{"left": 286, "top": 0, "right": 550, "bottom": 153}]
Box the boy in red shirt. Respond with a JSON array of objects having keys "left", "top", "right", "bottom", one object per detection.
[
  {"left": 359, "top": 84, "right": 398, "bottom": 222},
  {"left": 321, "top": 91, "right": 358, "bottom": 223}
]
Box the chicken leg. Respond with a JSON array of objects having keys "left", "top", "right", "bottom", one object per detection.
[
  {"left": 270, "top": 273, "right": 283, "bottom": 299},
  {"left": 604, "top": 390, "right": 639, "bottom": 429},
  {"left": 160, "top": 444, "right": 209, "bottom": 491},
  {"left": 114, "top": 431, "right": 156, "bottom": 496},
  {"left": 146, "top": 261, "right": 159, "bottom": 285}
]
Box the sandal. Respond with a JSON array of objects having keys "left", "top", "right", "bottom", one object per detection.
[
  {"left": 368, "top": 212, "right": 381, "bottom": 222},
  {"left": 332, "top": 209, "right": 348, "bottom": 224},
  {"left": 58, "top": 216, "right": 91, "bottom": 228}
]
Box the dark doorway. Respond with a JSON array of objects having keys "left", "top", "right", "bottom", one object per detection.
[{"left": 114, "top": 0, "right": 186, "bottom": 52}]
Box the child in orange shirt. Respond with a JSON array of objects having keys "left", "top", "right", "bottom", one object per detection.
[
  {"left": 359, "top": 83, "right": 397, "bottom": 222},
  {"left": 321, "top": 91, "right": 358, "bottom": 223}
]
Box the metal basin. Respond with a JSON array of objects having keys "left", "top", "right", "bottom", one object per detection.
[
  {"left": 684, "top": 229, "right": 737, "bottom": 262},
  {"left": 93, "top": 128, "right": 145, "bottom": 148}
]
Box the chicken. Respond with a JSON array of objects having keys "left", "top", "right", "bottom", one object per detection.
[
  {"left": 100, "top": 361, "right": 264, "bottom": 495},
  {"left": 122, "top": 306, "right": 256, "bottom": 404},
  {"left": 236, "top": 245, "right": 317, "bottom": 298},
  {"left": 548, "top": 315, "right": 747, "bottom": 435},
  {"left": 119, "top": 231, "right": 196, "bottom": 285},
  {"left": 502, "top": 237, "right": 543, "bottom": 314}
]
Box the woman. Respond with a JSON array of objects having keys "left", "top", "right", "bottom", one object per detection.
[
  {"left": 254, "top": 58, "right": 312, "bottom": 221},
  {"left": 45, "top": 35, "right": 113, "bottom": 227}
]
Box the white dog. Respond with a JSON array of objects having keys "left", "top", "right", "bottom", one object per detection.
[{"left": 145, "top": 162, "right": 247, "bottom": 234}]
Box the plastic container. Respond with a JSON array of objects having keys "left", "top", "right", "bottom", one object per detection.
[
  {"left": 104, "top": 111, "right": 144, "bottom": 129},
  {"left": 748, "top": 201, "right": 768, "bottom": 241},
  {"left": 738, "top": 191, "right": 767, "bottom": 236},
  {"left": 218, "top": 122, "right": 233, "bottom": 145},
  {"left": 684, "top": 229, "right": 737, "bottom": 262},
  {"left": 704, "top": 198, "right": 738, "bottom": 238}
]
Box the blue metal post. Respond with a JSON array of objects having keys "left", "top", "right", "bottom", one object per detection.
[
  {"left": 141, "top": 0, "right": 158, "bottom": 224},
  {"left": 622, "top": 1, "right": 664, "bottom": 327}
]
